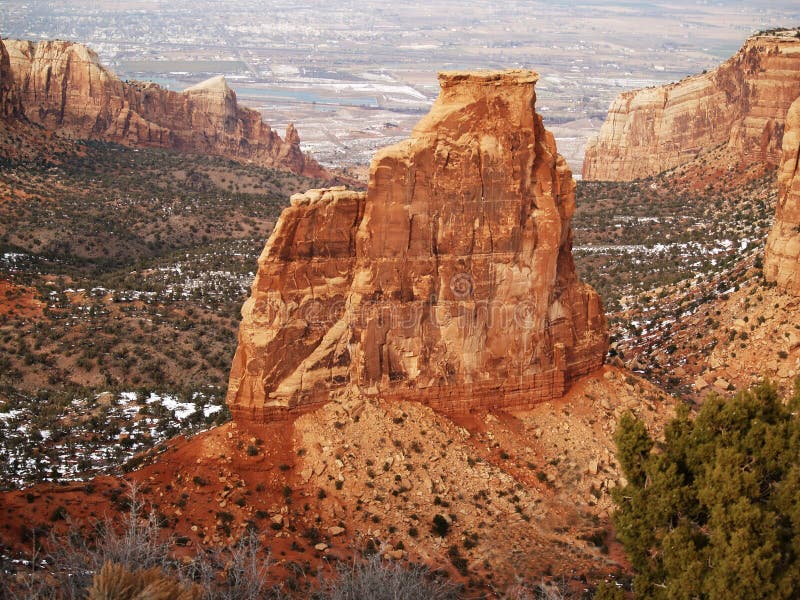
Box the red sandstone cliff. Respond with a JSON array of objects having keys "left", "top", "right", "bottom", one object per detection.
[
  {"left": 227, "top": 70, "right": 609, "bottom": 421},
  {"left": 0, "top": 39, "right": 22, "bottom": 118},
  {"left": 583, "top": 29, "right": 800, "bottom": 181},
  {"left": 2, "top": 39, "right": 326, "bottom": 177},
  {"left": 764, "top": 96, "right": 800, "bottom": 293}
]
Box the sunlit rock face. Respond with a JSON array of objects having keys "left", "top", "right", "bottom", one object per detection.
[
  {"left": 3, "top": 39, "right": 325, "bottom": 177},
  {"left": 764, "top": 96, "right": 800, "bottom": 294},
  {"left": 583, "top": 31, "right": 800, "bottom": 181},
  {"left": 227, "top": 70, "right": 608, "bottom": 421}
]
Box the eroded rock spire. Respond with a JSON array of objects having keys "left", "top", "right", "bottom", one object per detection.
[{"left": 227, "top": 70, "right": 608, "bottom": 421}]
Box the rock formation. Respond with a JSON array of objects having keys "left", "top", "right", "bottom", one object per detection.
[
  {"left": 0, "top": 39, "right": 22, "bottom": 118},
  {"left": 583, "top": 29, "right": 800, "bottom": 181},
  {"left": 227, "top": 70, "right": 608, "bottom": 421},
  {"left": 764, "top": 96, "right": 800, "bottom": 294},
  {"left": 2, "top": 39, "right": 325, "bottom": 177}
]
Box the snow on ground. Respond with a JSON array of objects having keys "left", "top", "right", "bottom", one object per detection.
[
  {"left": 147, "top": 392, "right": 197, "bottom": 420},
  {"left": 575, "top": 240, "right": 738, "bottom": 255},
  {"left": 0, "top": 389, "right": 226, "bottom": 489}
]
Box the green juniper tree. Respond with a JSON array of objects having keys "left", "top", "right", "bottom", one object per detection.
[{"left": 613, "top": 381, "right": 800, "bottom": 599}]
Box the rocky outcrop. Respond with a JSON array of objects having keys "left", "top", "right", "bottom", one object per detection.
[
  {"left": 583, "top": 30, "right": 800, "bottom": 181},
  {"left": 0, "top": 39, "right": 22, "bottom": 118},
  {"left": 227, "top": 70, "right": 608, "bottom": 421},
  {"left": 764, "top": 96, "right": 800, "bottom": 293},
  {"left": 3, "top": 39, "right": 325, "bottom": 177}
]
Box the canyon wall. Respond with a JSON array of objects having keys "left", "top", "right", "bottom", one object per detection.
[
  {"left": 764, "top": 96, "right": 800, "bottom": 294},
  {"left": 0, "top": 39, "right": 22, "bottom": 118},
  {"left": 2, "top": 39, "right": 325, "bottom": 177},
  {"left": 227, "top": 70, "right": 608, "bottom": 421},
  {"left": 583, "top": 30, "right": 800, "bottom": 181}
]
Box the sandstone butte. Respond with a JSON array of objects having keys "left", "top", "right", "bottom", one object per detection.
[
  {"left": 226, "top": 69, "right": 609, "bottom": 422},
  {"left": 764, "top": 95, "right": 800, "bottom": 294},
  {"left": 0, "top": 38, "right": 326, "bottom": 178},
  {"left": 582, "top": 29, "right": 800, "bottom": 181}
]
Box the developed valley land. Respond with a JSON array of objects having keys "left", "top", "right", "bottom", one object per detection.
[{"left": 2, "top": 0, "right": 799, "bottom": 172}]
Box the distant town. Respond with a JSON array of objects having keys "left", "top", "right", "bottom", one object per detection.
[{"left": 2, "top": 0, "right": 799, "bottom": 171}]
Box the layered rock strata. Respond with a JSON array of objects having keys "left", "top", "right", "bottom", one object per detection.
[
  {"left": 2, "top": 39, "right": 325, "bottom": 177},
  {"left": 583, "top": 30, "right": 800, "bottom": 181},
  {"left": 227, "top": 70, "right": 608, "bottom": 421},
  {"left": 764, "top": 96, "right": 800, "bottom": 294}
]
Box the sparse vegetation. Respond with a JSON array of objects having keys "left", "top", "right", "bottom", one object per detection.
[
  {"left": 575, "top": 168, "right": 778, "bottom": 395},
  {"left": 431, "top": 514, "right": 450, "bottom": 537},
  {"left": 0, "top": 140, "right": 331, "bottom": 487},
  {"left": 322, "top": 554, "right": 459, "bottom": 600}
]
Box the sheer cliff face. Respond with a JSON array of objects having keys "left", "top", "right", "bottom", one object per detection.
[
  {"left": 583, "top": 31, "right": 800, "bottom": 181},
  {"left": 3, "top": 39, "right": 325, "bottom": 177},
  {"left": 0, "top": 39, "right": 22, "bottom": 118},
  {"left": 764, "top": 97, "right": 800, "bottom": 293},
  {"left": 227, "top": 70, "right": 608, "bottom": 421}
]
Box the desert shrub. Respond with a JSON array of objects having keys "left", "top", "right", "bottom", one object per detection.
[
  {"left": 447, "top": 545, "right": 468, "bottom": 575},
  {"left": 2, "top": 485, "right": 282, "bottom": 600},
  {"left": 431, "top": 514, "right": 450, "bottom": 537},
  {"left": 87, "top": 561, "right": 200, "bottom": 600},
  {"left": 592, "top": 582, "right": 624, "bottom": 600},
  {"left": 322, "top": 554, "right": 459, "bottom": 599},
  {"left": 43, "top": 484, "right": 175, "bottom": 598},
  {"left": 190, "top": 531, "right": 276, "bottom": 600}
]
